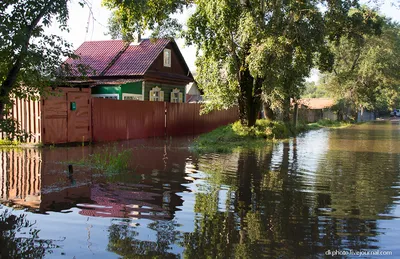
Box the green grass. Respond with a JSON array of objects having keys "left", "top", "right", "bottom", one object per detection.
[
  {"left": 307, "top": 119, "right": 352, "bottom": 129},
  {"left": 69, "top": 145, "right": 133, "bottom": 176},
  {"left": 193, "top": 120, "right": 297, "bottom": 153},
  {"left": 0, "top": 139, "right": 20, "bottom": 146},
  {"left": 193, "top": 119, "right": 352, "bottom": 153}
]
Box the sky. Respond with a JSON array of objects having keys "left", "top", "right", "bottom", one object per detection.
[{"left": 48, "top": 0, "right": 399, "bottom": 77}]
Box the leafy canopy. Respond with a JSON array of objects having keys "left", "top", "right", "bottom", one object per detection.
[
  {"left": 321, "top": 17, "right": 400, "bottom": 110},
  {"left": 0, "top": 0, "right": 75, "bottom": 101}
]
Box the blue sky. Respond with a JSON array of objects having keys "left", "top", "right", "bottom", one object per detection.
[{"left": 48, "top": 0, "right": 399, "bottom": 76}]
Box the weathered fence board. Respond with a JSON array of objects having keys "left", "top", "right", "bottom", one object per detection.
[{"left": 0, "top": 98, "right": 42, "bottom": 143}]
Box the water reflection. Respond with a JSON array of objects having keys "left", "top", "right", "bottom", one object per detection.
[
  {"left": 0, "top": 143, "right": 194, "bottom": 221},
  {"left": 186, "top": 124, "right": 400, "bottom": 258},
  {"left": 0, "top": 209, "right": 58, "bottom": 258},
  {"left": 0, "top": 123, "right": 399, "bottom": 258},
  {"left": 108, "top": 219, "right": 181, "bottom": 258}
]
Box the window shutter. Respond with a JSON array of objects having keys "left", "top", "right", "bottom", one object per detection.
[
  {"left": 179, "top": 93, "right": 183, "bottom": 103},
  {"left": 160, "top": 91, "right": 164, "bottom": 101},
  {"left": 149, "top": 90, "right": 154, "bottom": 101},
  {"left": 170, "top": 92, "right": 174, "bottom": 103}
]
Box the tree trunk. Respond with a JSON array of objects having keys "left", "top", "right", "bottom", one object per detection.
[
  {"left": 0, "top": 100, "right": 5, "bottom": 120},
  {"left": 293, "top": 102, "right": 298, "bottom": 126},
  {"left": 263, "top": 102, "right": 275, "bottom": 120},
  {"left": 239, "top": 70, "right": 262, "bottom": 127},
  {"left": 238, "top": 95, "right": 247, "bottom": 125},
  {"left": 282, "top": 96, "right": 291, "bottom": 123}
]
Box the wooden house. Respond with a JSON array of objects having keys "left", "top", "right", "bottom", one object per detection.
[
  {"left": 65, "top": 38, "right": 194, "bottom": 103},
  {"left": 297, "top": 98, "right": 336, "bottom": 123}
]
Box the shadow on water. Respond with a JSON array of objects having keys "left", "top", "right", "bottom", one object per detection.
[{"left": 0, "top": 123, "right": 399, "bottom": 258}]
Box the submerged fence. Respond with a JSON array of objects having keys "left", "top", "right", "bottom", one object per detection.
[{"left": 92, "top": 99, "right": 238, "bottom": 142}]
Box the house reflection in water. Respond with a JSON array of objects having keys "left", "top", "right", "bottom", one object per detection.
[{"left": 0, "top": 143, "right": 194, "bottom": 221}]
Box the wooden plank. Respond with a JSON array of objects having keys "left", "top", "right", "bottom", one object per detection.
[
  {"left": 0, "top": 151, "right": 5, "bottom": 199},
  {"left": 36, "top": 100, "right": 41, "bottom": 143},
  {"left": 23, "top": 99, "right": 28, "bottom": 137},
  {"left": 43, "top": 118, "right": 68, "bottom": 144}
]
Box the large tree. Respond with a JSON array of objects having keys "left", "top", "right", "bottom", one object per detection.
[
  {"left": 321, "top": 16, "right": 400, "bottom": 112},
  {"left": 0, "top": 1, "right": 75, "bottom": 122}
]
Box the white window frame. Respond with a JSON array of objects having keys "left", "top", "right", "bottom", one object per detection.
[
  {"left": 150, "top": 86, "right": 164, "bottom": 102},
  {"left": 171, "top": 88, "right": 180, "bottom": 103},
  {"left": 92, "top": 94, "right": 119, "bottom": 100},
  {"left": 122, "top": 93, "right": 143, "bottom": 101},
  {"left": 163, "top": 49, "right": 171, "bottom": 67}
]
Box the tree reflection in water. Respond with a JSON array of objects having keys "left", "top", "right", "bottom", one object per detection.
[
  {"left": 0, "top": 209, "right": 58, "bottom": 259},
  {"left": 181, "top": 139, "right": 399, "bottom": 258},
  {"left": 107, "top": 219, "right": 181, "bottom": 258}
]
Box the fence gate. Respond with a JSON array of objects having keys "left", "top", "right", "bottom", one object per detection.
[
  {"left": 42, "top": 88, "right": 91, "bottom": 144},
  {"left": 67, "top": 92, "right": 91, "bottom": 143}
]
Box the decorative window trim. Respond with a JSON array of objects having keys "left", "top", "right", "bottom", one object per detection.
[
  {"left": 122, "top": 93, "right": 143, "bottom": 101},
  {"left": 163, "top": 49, "right": 171, "bottom": 67},
  {"left": 149, "top": 86, "right": 164, "bottom": 102},
  {"left": 92, "top": 94, "right": 119, "bottom": 100},
  {"left": 170, "top": 88, "right": 183, "bottom": 103}
]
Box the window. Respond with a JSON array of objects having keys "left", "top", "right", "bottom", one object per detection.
[
  {"left": 163, "top": 49, "right": 171, "bottom": 67},
  {"left": 170, "top": 88, "right": 183, "bottom": 103},
  {"left": 92, "top": 94, "right": 119, "bottom": 100},
  {"left": 149, "top": 87, "right": 164, "bottom": 101},
  {"left": 122, "top": 93, "right": 143, "bottom": 101}
]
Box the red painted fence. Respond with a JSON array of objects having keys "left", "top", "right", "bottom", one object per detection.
[
  {"left": 92, "top": 99, "right": 238, "bottom": 142},
  {"left": 166, "top": 102, "right": 239, "bottom": 136},
  {"left": 92, "top": 98, "right": 165, "bottom": 142}
]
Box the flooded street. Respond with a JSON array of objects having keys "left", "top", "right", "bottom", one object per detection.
[{"left": 1, "top": 121, "right": 399, "bottom": 258}]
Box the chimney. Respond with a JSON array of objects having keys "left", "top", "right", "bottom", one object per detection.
[{"left": 130, "top": 33, "right": 142, "bottom": 46}]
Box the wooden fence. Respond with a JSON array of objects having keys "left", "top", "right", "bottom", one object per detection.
[
  {"left": 0, "top": 98, "right": 42, "bottom": 143},
  {"left": 92, "top": 99, "right": 238, "bottom": 142},
  {"left": 2, "top": 93, "right": 238, "bottom": 144}
]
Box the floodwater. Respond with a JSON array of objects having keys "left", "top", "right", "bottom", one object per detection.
[{"left": 0, "top": 121, "right": 399, "bottom": 258}]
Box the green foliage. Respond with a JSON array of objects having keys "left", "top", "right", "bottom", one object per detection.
[
  {"left": 102, "top": 0, "right": 187, "bottom": 39},
  {"left": 0, "top": 139, "right": 20, "bottom": 146},
  {"left": 193, "top": 120, "right": 296, "bottom": 153},
  {"left": 321, "top": 17, "right": 400, "bottom": 111},
  {"left": 185, "top": 0, "right": 328, "bottom": 124},
  {"left": 302, "top": 81, "right": 331, "bottom": 98},
  {"left": 0, "top": 1, "right": 76, "bottom": 98},
  {"left": 194, "top": 118, "right": 353, "bottom": 153},
  {"left": 72, "top": 145, "right": 133, "bottom": 175},
  {"left": 0, "top": 117, "right": 30, "bottom": 142}
]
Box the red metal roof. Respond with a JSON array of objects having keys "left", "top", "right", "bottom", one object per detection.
[
  {"left": 105, "top": 39, "right": 170, "bottom": 76},
  {"left": 65, "top": 39, "right": 171, "bottom": 77},
  {"left": 65, "top": 40, "right": 127, "bottom": 77}
]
